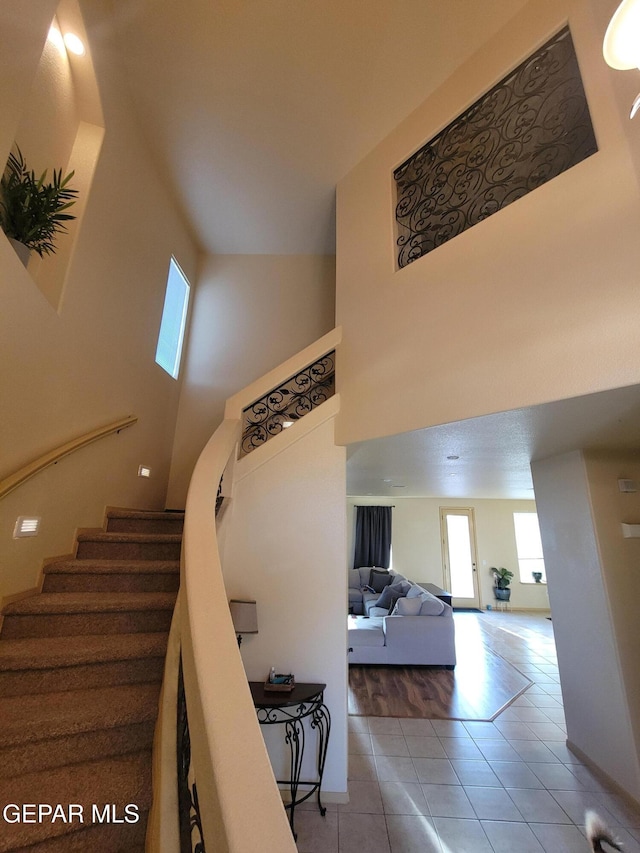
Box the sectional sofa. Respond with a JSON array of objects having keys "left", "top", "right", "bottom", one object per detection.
[{"left": 347, "top": 567, "right": 456, "bottom": 667}]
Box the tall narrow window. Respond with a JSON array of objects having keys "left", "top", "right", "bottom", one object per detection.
[
  {"left": 155, "top": 257, "right": 190, "bottom": 378},
  {"left": 513, "top": 512, "right": 546, "bottom": 584}
]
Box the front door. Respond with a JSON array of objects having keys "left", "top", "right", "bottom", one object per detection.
[{"left": 440, "top": 507, "right": 480, "bottom": 609}]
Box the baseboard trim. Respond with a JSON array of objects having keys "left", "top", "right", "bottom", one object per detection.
[
  {"left": 1, "top": 585, "right": 39, "bottom": 608},
  {"left": 279, "top": 788, "right": 349, "bottom": 805},
  {"left": 485, "top": 607, "right": 552, "bottom": 614},
  {"left": 566, "top": 740, "right": 640, "bottom": 811}
]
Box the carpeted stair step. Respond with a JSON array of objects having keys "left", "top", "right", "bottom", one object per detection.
[
  {"left": 105, "top": 507, "right": 184, "bottom": 535},
  {"left": 3, "top": 814, "right": 147, "bottom": 852},
  {"left": 1, "top": 592, "right": 176, "bottom": 639},
  {"left": 42, "top": 559, "right": 180, "bottom": 593},
  {"left": 0, "top": 750, "right": 152, "bottom": 852},
  {"left": 0, "top": 682, "right": 161, "bottom": 779},
  {"left": 0, "top": 719, "right": 155, "bottom": 782},
  {"left": 75, "top": 531, "right": 182, "bottom": 561},
  {"left": 0, "top": 632, "right": 169, "bottom": 696},
  {"left": 0, "top": 506, "right": 180, "bottom": 851}
]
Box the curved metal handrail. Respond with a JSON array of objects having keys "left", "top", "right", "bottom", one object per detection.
[{"left": 0, "top": 415, "right": 138, "bottom": 501}]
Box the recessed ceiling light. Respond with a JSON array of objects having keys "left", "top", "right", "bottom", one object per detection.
[
  {"left": 64, "top": 32, "right": 85, "bottom": 56},
  {"left": 383, "top": 478, "right": 392, "bottom": 483}
]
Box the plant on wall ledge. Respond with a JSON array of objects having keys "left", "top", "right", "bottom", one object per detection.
[{"left": 0, "top": 146, "right": 78, "bottom": 260}]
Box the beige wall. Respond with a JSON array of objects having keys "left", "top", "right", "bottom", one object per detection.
[
  {"left": 0, "top": 1, "right": 197, "bottom": 599},
  {"left": 532, "top": 450, "right": 640, "bottom": 800},
  {"left": 584, "top": 450, "right": 640, "bottom": 781},
  {"left": 221, "top": 411, "right": 348, "bottom": 797},
  {"left": 166, "top": 253, "right": 335, "bottom": 507},
  {"left": 335, "top": 0, "right": 640, "bottom": 448},
  {"left": 346, "top": 496, "right": 548, "bottom": 610}
]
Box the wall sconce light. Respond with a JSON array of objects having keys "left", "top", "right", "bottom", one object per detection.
[
  {"left": 603, "top": 0, "right": 640, "bottom": 117},
  {"left": 229, "top": 599, "right": 258, "bottom": 647},
  {"left": 63, "top": 32, "right": 86, "bottom": 56}
]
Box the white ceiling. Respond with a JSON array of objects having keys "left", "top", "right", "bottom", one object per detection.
[
  {"left": 346, "top": 385, "right": 640, "bottom": 499},
  {"left": 109, "top": 0, "right": 529, "bottom": 254}
]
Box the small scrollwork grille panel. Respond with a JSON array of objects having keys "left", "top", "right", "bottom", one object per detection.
[
  {"left": 394, "top": 27, "right": 597, "bottom": 269},
  {"left": 240, "top": 351, "right": 335, "bottom": 457}
]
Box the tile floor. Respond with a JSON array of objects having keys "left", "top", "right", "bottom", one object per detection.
[{"left": 294, "top": 612, "right": 640, "bottom": 852}]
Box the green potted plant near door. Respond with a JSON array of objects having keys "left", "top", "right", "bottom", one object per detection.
[
  {"left": 491, "top": 566, "right": 514, "bottom": 601},
  {"left": 0, "top": 146, "right": 78, "bottom": 265}
]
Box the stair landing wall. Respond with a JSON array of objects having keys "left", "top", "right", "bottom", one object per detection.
[{"left": 220, "top": 404, "right": 348, "bottom": 798}]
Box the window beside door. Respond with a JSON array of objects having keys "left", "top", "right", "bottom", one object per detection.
[{"left": 513, "top": 512, "right": 546, "bottom": 584}]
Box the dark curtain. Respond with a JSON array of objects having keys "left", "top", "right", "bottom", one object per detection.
[{"left": 354, "top": 506, "right": 392, "bottom": 568}]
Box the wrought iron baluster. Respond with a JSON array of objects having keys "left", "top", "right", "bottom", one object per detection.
[
  {"left": 215, "top": 477, "right": 224, "bottom": 516},
  {"left": 177, "top": 655, "right": 206, "bottom": 853},
  {"left": 240, "top": 351, "right": 335, "bottom": 457}
]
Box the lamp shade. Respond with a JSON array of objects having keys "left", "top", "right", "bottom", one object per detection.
[
  {"left": 229, "top": 599, "right": 258, "bottom": 635},
  {"left": 604, "top": 0, "right": 640, "bottom": 69}
]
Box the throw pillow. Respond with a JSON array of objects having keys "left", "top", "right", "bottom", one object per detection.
[
  {"left": 418, "top": 591, "right": 445, "bottom": 616},
  {"left": 391, "top": 596, "right": 422, "bottom": 616},
  {"left": 390, "top": 580, "right": 411, "bottom": 596},
  {"left": 348, "top": 568, "right": 361, "bottom": 589},
  {"left": 406, "top": 584, "right": 424, "bottom": 599},
  {"left": 369, "top": 568, "right": 392, "bottom": 593},
  {"left": 358, "top": 566, "right": 374, "bottom": 587},
  {"left": 375, "top": 583, "right": 404, "bottom": 611}
]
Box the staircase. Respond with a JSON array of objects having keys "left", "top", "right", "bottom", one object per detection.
[{"left": 0, "top": 508, "right": 182, "bottom": 853}]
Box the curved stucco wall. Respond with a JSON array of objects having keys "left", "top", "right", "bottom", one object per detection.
[{"left": 0, "top": 1, "right": 197, "bottom": 600}]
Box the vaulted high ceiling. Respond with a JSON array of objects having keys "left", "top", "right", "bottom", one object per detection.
[
  {"left": 107, "top": 1, "right": 640, "bottom": 499},
  {"left": 110, "top": 0, "right": 529, "bottom": 254}
]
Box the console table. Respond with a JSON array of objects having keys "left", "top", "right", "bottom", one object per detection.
[{"left": 249, "top": 681, "right": 330, "bottom": 839}]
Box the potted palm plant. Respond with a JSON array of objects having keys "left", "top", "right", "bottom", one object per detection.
[
  {"left": 491, "top": 566, "right": 514, "bottom": 601},
  {"left": 0, "top": 146, "right": 78, "bottom": 265}
]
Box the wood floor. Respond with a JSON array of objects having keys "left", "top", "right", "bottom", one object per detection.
[{"left": 348, "top": 611, "right": 555, "bottom": 721}]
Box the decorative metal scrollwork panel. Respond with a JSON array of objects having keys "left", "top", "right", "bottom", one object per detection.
[
  {"left": 240, "top": 350, "right": 335, "bottom": 457},
  {"left": 394, "top": 27, "right": 597, "bottom": 269},
  {"left": 177, "top": 656, "right": 206, "bottom": 853}
]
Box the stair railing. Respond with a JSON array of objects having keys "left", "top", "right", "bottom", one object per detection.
[
  {"left": 0, "top": 415, "right": 138, "bottom": 500},
  {"left": 238, "top": 349, "right": 335, "bottom": 458},
  {"left": 176, "top": 418, "right": 297, "bottom": 853},
  {"left": 166, "top": 328, "right": 341, "bottom": 852},
  {"left": 225, "top": 327, "right": 341, "bottom": 442}
]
